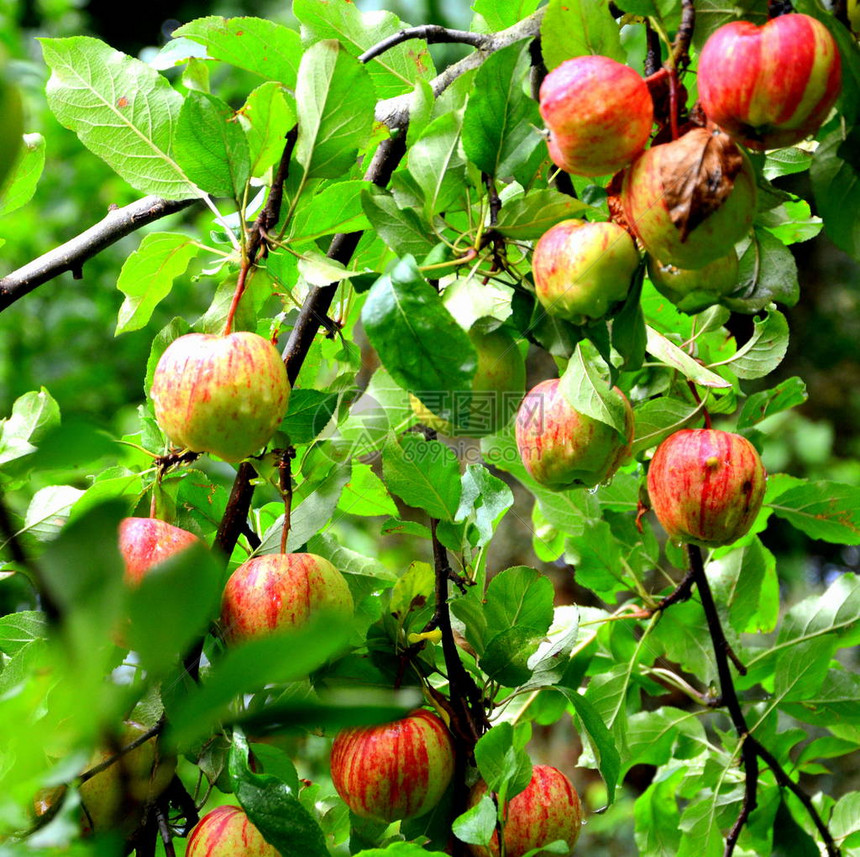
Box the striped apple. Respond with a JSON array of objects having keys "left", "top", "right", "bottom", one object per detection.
[
  {"left": 220, "top": 553, "right": 353, "bottom": 644},
  {"left": 515, "top": 378, "right": 633, "bottom": 490},
  {"left": 698, "top": 14, "right": 842, "bottom": 151},
  {"left": 330, "top": 709, "right": 455, "bottom": 823},
  {"left": 466, "top": 764, "right": 583, "bottom": 857},
  {"left": 187, "top": 806, "right": 278, "bottom": 857},
  {"left": 118, "top": 517, "right": 201, "bottom": 586},
  {"left": 647, "top": 429, "right": 767, "bottom": 548},
  {"left": 540, "top": 55, "right": 653, "bottom": 177},
  {"left": 151, "top": 331, "right": 290, "bottom": 463},
  {"left": 532, "top": 219, "right": 640, "bottom": 325}
]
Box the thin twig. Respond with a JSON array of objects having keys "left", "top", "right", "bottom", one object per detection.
[
  {"left": 359, "top": 25, "right": 491, "bottom": 64},
  {"left": 0, "top": 196, "right": 199, "bottom": 312},
  {"left": 78, "top": 721, "right": 164, "bottom": 784},
  {"left": 155, "top": 806, "right": 177, "bottom": 857}
]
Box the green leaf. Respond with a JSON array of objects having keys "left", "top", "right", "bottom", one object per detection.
[
  {"left": 381, "top": 435, "right": 462, "bottom": 522},
  {"left": 472, "top": 0, "right": 541, "bottom": 30},
  {"left": 0, "top": 389, "right": 61, "bottom": 467},
  {"left": 758, "top": 199, "right": 823, "bottom": 244},
  {"left": 294, "top": 41, "right": 375, "bottom": 180},
  {"left": 719, "top": 309, "right": 788, "bottom": 380},
  {"left": 830, "top": 791, "right": 860, "bottom": 849},
  {"left": 361, "top": 256, "right": 477, "bottom": 419},
  {"left": 293, "top": 0, "right": 435, "bottom": 99},
  {"left": 774, "top": 634, "right": 837, "bottom": 703},
  {"left": 408, "top": 111, "right": 467, "bottom": 218},
  {"left": 708, "top": 540, "right": 778, "bottom": 634},
  {"left": 115, "top": 232, "right": 201, "bottom": 335},
  {"left": 461, "top": 41, "right": 542, "bottom": 182},
  {"left": 645, "top": 327, "right": 732, "bottom": 389},
  {"left": 769, "top": 483, "right": 860, "bottom": 545},
  {"left": 777, "top": 572, "right": 860, "bottom": 650},
  {"left": 624, "top": 708, "right": 707, "bottom": 776},
  {"left": 337, "top": 463, "right": 399, "bottom": 518},
  {"left": 290, "top": 180, "right": 371, "bottom": 242},
  {"left": 451, "top": 794, "right": 497, "bottom": 847},
  {"left": 728, "top": 227, "right": 800, "bottom": 312},
  {"left": 631, "top": 396, "right": 705, "bottom": 456},
  {"left": 126, "top": 544, "right": 222, "bottom": 677},
  {"left": 40, "top": 37, "right": 199, "bottom": 199},
  {"left": 494, "top": 189, "right": 592, "bottom": 240},
  {"left": 540, "top": 0, "right": 624, "bottom": 70},
  {"left": 280, "top": 389, "right": 338, "bottom": 444},
  {"left": 482, "top": 625, "right": 548, "bottom": 687},
  {"left": 810, "top": 128, "right": 860, "bottom": 261},
  {"left": 229, "top": 730, "right": 329, "bottom": 857},
  {"left": 780, "top": 667, "right": 860, "bottom": 728},
  {"left": 361, "top": 189, "right": 436, "bottom": 258},
  {"left": 23, "top": 485, "right": 84, "bottom": 542},
  {"left": 559, "top": 341, "right": 631, "bottom": 435},
  {"left": 354, "top": 845, "right": 449, "bottom": 857},
  {"left": 0, "top": 133, "right": 46, "bottom": 217},
  {"left": 0, "top": 611, "right": 48, "bottom": 656},
  {"left": 239, "top": 82, "right": 296, "bottom": 178},
  {"left": 473, "top": 722, "right": 533, "bottom": 797},
  {"left": 484, "top": 566, "right": 554, "bottom": 641},
  {"left": 174, "top": 91, "right": 251, "bottom": 199},
  {"left": 736, "top": 376, "right": 807, "bottom": 430},
  {"left": 634, "top": 770, "right": 684, "bottom": 856},
  {"left": 173, "top": 17, "right": 303, "bottom": 88}
]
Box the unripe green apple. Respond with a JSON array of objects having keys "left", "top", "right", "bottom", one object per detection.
[
  {"left": 330, "top": 709, "right": 455, "bottom": 823},
  {"left": 647, "top": 251, "right": 739, "bottom": 313},
  {"left": 118, "top": 517, "right": 201, "bottom": 586},
  {"left": 186, "top": 805, "right": 279, "bottom": 857},
  {"left": 467, "top": 764, "right": 583, "bottom": 857},
  {"left": 78, "top": 721, "right": 176, "bottom": 833},
  {"left": 515, "top": 378, "right": 633, "bottom": 490},
  {"left": 698, "top": 14, "right": 842, "bottom": 151},
  {"left": 532, "top": 219, "right": 639, "bottom": 324},
  {"left": 151, "top": 331, "right": 290, "bottom": 463},
  {"left": 220, "top": 553, "right": 353, "bottom": 644},
  {"left": 410, "top": 323, "right": 525, "bottom": 437},
  {"left": 621, "top": 128, "right": 757, "bottom": 270},
  {"left": 647, "top": 428, "right": 767, "bottom": 547},
  {"left": 540, "top": 55, "right": 653, "bottom": 176}
]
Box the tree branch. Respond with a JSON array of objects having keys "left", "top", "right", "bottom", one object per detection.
[
  {"left": 359, "top": 25, "right": 492, "bottom": 64},
  {"left": 0, "top": 196, "right": 200, "bottom": 312}
]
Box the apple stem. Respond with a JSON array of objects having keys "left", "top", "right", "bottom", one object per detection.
[
  {"left": 222, "top": 262, "right": 250, "bottom": 337},
  {"left": 278, "top": 448, "right": 294, "bottom": 554}
]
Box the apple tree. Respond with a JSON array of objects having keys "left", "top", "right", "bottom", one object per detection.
[{"left": 1, "top": 1, "right": 859, "bottom": 856}]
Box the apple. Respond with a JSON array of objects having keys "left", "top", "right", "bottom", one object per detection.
[
  {"left": 698, "top": 14, "right": 842, "bottom": 151},
  {"left": 79, "top": 721, "right": 176, "bottom": 833},
  {"left": 329, "top": 709, "right": 455, "bottom": 823},
  {"left": 118, "top": 517, "right": 201, "bottom": 586},
  {"left": 539, "top": 55, "right": 653, "bottom": 176},
  {"left": 410, "top": 323, "right": 525, "bottom": 437},
  {"left": 150, "top": 331, "right": 291, "bottom": 463},
  {"left": 515, "top": 378, "right": 633, "bottom": 490},
  {"left": 532, "top": 219, "right": 639, "bottom": 325},
  {"left": 220, "top": 553, "right": 354, "bottom": 644},
  {"left": 647, "top": 250, "right": 739, "bottom": 313},
  {"left": 647, "top": 428, "right": 767, "bottom": 547},
  {"left": 467, "top": 764, "right": 582, "bottom": 857},
  {"left": 187, "top": 805, "right": 278, "bottom": 857},
  {"left": 621, "top": 128, "right": 757, "bottom": 270}
]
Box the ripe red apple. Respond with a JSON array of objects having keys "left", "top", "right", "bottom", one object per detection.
[
  {"left": 220, "top": 553, "right": 354, "bottom": 644},
  {"left": 698, "top": 14, "right": 842, "bottom": 151},
  {"left": 186, "top": 805, "right": 278, "bottom": 857},
  {"left": 467, "top": 764, "right": 582, "bottom": 857},
  {"left": 79, "top": 721, "right": 176, "bottom": 833},
  {"left": 118, "top": 517, "right": 201, "bottom": 586},
  {"left": 532, "top": 219, "right": 639, "bottom": 325},
  {"left": 647, "top": 428, "right": 767, "bottom": 547},
  {"left": 515, "top": 378, "right": 633, "bottom": 490},
  {"left": 647, "top": 250, "right": 739, "bottom": 313},
  {"left": 621, "top": 129, "right": 757, "bottom": 270},
  {"left": 150, "top": 331, "right": 290, "bottom": 463},
  {"left": 329, "top": 709, "right": 455, "bottom": 823},
  {"left": 410, "top": 323, "right": 526, "bottom": 436},
  {"left": 539, "top": 55, "right": 653, "bottom": 176}
]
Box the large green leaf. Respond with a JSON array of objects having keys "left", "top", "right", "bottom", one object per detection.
[
  {"left": 769, "top": 483, "right": 860, "bottom": 545},
  {"left": 40, "top": 37, "right": 199, "bottom": 199},
  {"left": 810, "top": 128, "right": 860, "bottom": 262},
  {"left": 540, "top": 0, "right": 624, "bottom": 70}
]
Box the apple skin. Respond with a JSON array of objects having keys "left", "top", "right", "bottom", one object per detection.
[
  {"left": 151, "top": 331, "right": 290, "bottom": 463},
  {"left": 467, "top": 764, "right": 582, "bottom": 857},
  {"left": 330, "top": 709, "right": 455, "bottom": 823},
  {"left": 79, "top": 721, "right": 176, "bottom": 833},
  {"left": 540, "top": 55, "right": 653, "bottom": 176},
  {"left": 118, "top": 517, "right": 201, "bottom": 586},
  {"left": 532, "top": 219, "right": 639, "bottom": 324},
  {"left": 647, "top": 429, "right": 767, "bottom": 548},
  {"left": 220, "top": 553, "right": 354, "bottom": 644},
  {"left": 186, "top": 806, "right": 279, "bottom": 857},
  {"left": 621, "top": 133, "right": 757, "bottom": 270},
  {"left": 647, "top": 251, "right": 739, "bottom": 313},
  {"left": 698, "top": 14, "right": 842, "bottom": 151},
  {"left": 515, "top": 379, "right": 633, "bottom": 490},
  {"left": 410, "top": 324, "right": 526, "bottom": 437}
]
